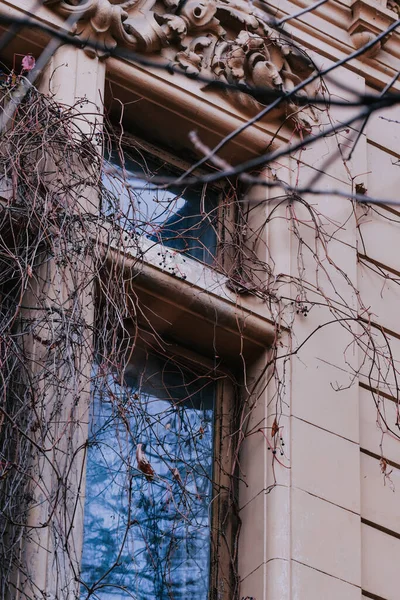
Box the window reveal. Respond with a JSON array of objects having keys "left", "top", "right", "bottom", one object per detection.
[
  {"left": 103, "top": 147, "right": 219, "bottom": 265},
  {"left": 80, "top": 352, "right": 215, "bottom": 600}
]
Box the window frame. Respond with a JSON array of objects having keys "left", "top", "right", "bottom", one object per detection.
[
  {"left": 138, "top": 338, "right": 239, "bottom": 600},
  {"left": 80, "top": 332, "right": 238, "bottom": 600},
  {"left": 102, "top": 131, "right": 236, "bottom": 273},
  {"left": 141, "top": 340, "right": 239, "bottom": 600},
  {"left": 93, "top": 129, "right": 276, "bottom": 600}
]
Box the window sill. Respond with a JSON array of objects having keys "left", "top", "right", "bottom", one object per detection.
[{"left": 99, "top": 231, "right": 276, "bottom": 365}]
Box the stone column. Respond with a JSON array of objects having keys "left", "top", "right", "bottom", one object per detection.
[
  {"left": 17, "top": 46, "right": 105, "bottom": 600},
  {"left": 238, "top": 60, "right": 365, "bottom": 598}
]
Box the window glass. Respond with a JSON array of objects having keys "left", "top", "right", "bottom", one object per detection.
[
  {"left": 80, "top": 352, "right": 215, "bottom": 600},
  {"left": 103, "top": 148, "right": 218, "bottom": 265}
]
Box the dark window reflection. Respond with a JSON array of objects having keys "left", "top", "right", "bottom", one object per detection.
[
  {"left": 103, "top": 149, "right": 218, "bottom": 265},
  {"left": 80, "top": 353, "right": 215, "bottom": 600}
]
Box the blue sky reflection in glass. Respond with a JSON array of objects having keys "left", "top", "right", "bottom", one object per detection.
[
  {"left": 103, "top": 149, "right": 218, "bottom": 265},
  {"left": 81, "top": 353, "right": 215, "bottom": 600}
]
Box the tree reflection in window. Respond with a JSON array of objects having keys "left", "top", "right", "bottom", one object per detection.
[
  {"left": 102, "top": 147, "right": 219, "bottom": 265},
  {"left": 80, "top": 351, "right": 215, "bottom": 600}
]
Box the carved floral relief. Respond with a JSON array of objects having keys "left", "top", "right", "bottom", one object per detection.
[{"left": 44, "top": 0, "right": 315, "bottom": 121}]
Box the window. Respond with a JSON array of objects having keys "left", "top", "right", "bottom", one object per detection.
[
  {"left": 102, "top": 138, "right": 221, "bottom": 266},
  {"left": 80, "top": 346, "right": 225, "bottom": 600},
  {"left": 79, "top": 137, "right": 242, "bottom": 600}
]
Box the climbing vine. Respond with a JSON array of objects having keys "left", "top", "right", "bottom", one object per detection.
[{"left": 0, "top": 30, "right": 399, "bottom": 600}]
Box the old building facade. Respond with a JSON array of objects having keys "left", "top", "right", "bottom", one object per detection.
[{"left": 0, "top": 0, "right": 399, "bottom": 599}]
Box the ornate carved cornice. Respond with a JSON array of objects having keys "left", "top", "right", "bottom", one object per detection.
[
  {"left": 44, "top": 0, "right": 315, "bottom": 122},
  {"left": 348, "top": 0, "right": 398, "bottom": 58},
  {"left": 44, "top": 0, "right": 139, "bottom": 57}
]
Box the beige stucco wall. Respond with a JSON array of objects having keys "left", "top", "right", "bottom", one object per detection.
[
  {"left": 237, "top": 14, "right": 400, "bottom": 600},
  {"left": 357, "top": 107, "right": 400, "bottom": 600}
]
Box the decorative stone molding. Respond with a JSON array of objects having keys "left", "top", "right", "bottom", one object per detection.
[
  {"left": 44, "top": 0, "right": 315, "bottom": 123},
  {"left": 348, "top": 0, "right": 398, "bottom": 58}
]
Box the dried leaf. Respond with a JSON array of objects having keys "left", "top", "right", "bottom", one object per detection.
[
  {"left": 172, "top": 468, "right": 182, "bottom": 483},
  {"left": 271, "top": 418, "right": 279, "bottom": 437},
  {"left": 21, "top": 55, "right": 35, "bottom": 72},
  {"left": 355, "top": 182, "right": 367, "bottom": 195},
  {"left": 136, "top": 443, "right": 155, "bottom": 481}
]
